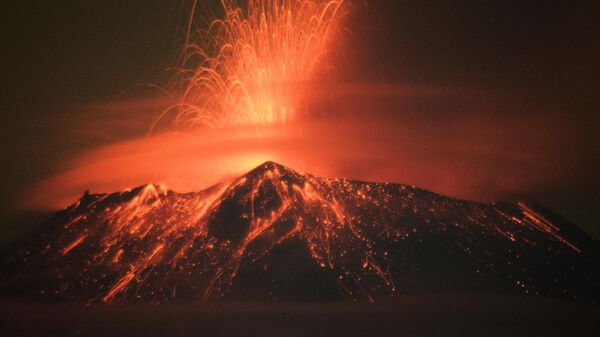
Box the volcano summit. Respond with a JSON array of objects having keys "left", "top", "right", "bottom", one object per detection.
[{"left": 1, "top": 162, "right": 598, "bottom": 304}]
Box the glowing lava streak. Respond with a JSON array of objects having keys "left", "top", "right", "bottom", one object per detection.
[{"left": 156, "top": 0, "right": 345, "bottom": 130}]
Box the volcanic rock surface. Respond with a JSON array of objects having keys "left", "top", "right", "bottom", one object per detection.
[{"left": 1, "top": 162, "right": 598, "bottom": 303}]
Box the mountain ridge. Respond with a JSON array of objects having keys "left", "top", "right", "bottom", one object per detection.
[{"left": 1, "top": 161, "right": 598, "bottom": 304}]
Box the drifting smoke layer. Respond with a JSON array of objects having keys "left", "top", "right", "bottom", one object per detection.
[
  {"left": 155, "top": 0, "right": 344, "bottom": 130},
  {"left": 23, "top": 110, "right": 583, "bottom": 212}
]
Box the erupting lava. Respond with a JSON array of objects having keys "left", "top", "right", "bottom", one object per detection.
[
  {"left": 156, "top": 0, "right": 344, "bottom": 130},
  {"left": 8, "top": 2, "right": 598, "bottom": 306}
]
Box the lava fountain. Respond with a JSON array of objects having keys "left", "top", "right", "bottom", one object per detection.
[{"left": 154, "top": 0, "right": 345, "bottom": 131}]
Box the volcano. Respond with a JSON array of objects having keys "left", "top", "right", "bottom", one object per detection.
[{"left": 1, "top": 162, "right": 598, "bottom": 304}]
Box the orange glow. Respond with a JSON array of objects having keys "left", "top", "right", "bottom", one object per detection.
[{"left": 23, "top": 112, "right": 574, "bottom": 213}]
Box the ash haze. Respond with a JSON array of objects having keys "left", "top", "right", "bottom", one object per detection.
[{"left": 0, "top": 0, "right": 599, "bottom": 246}]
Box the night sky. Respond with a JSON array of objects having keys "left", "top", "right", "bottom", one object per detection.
[{"left": 0, "top": 0, "right": 598, "bottom": 244}]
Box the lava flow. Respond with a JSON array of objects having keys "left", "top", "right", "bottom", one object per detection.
[{"left": 2, "top": 162, "right": 598, "bottom": 304}]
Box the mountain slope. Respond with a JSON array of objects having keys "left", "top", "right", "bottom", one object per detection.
[{"left": 1, "top": 162, "right": 598, "bottom": 303}]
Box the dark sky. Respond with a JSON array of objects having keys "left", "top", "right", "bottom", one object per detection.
[{"left": 0, "top": 0, "right": 599, "bottom": 242}]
